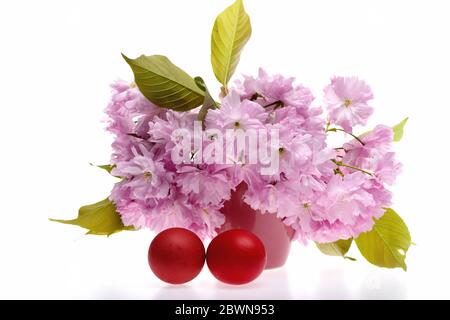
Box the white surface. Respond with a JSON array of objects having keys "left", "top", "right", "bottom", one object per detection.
[{"left": 0, "top": 0, "right": 449, "bottom": 299}]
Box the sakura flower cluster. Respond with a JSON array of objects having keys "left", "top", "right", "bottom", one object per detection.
[{"left": 105, "top": 70, "right": 401, "bottom": 243}]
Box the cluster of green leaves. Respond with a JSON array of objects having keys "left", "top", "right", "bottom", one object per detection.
[{"left": 316, "top": 209, "right": 412, "bottom": 271}]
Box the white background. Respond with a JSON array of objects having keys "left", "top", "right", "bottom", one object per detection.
[{"left": 0, "top": 0, "right": 449, "bottom": 299}]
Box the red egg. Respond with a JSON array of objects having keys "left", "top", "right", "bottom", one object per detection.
[
  {"left": 148, "top": 228, "right": 205, "bottom": 284},
  {"left": 206, "top": 229, "right": 267, "bottom": 285}
]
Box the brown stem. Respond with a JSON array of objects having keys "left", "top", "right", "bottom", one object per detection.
[
  {"left": 263, "top": 100, "right": 284, "bottom": 109},
  {"left": 327, "top": 128, "right": 365, "bottom": 146},
  {"left": 331, "top": 159, "right": 373, "bottom": 176}
]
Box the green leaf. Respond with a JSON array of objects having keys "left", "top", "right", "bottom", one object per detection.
[
  {"left": 357, "top": 117, "right": 409, "bottom": 142},
  {"left": 194, "top": 76, "right": 207, "bottom": 92},
  {"left": 211, "top": 0, "right": 252, "bottom": 87},
  {"left": 355, "top": 208, "right": 411, "bottom": 271},
  {"left": 90, "top": 163, "right": 114, "bottom": 174},
  {"left": 316, "top": 239, "right": 353, "bottom": 258},
  {"left": 122, "top": 54, "right": 204, "bottom": 111},
  {"left": 392, "top": 117, "right": 409, "bottom": 142},
  {"left": 50, "top": 198, "right": 134, "bottom": 236},
  {"left": 195, "top": 77, "right": 219, "bottom": 126}
]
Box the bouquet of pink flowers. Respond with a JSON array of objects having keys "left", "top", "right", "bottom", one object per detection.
[{"left": 53, "top": 0, "right": 411, "bottom": 271}]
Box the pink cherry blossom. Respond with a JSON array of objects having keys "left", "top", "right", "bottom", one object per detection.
[
  {"left": 111, "top": 146, "right": 172, "bottom": 200},
  {"left": 324, "top": 76, "right": 374, "bottom": 132},
  {"left": 234, "top": 68, "right": 314, "bottom": 111},
  {"left": 206, "top": 91, "right": 267, "bottom": 130},
  {"left": 176, "top": 165, "right": 232, "bottom": 206},
  {"left": 103, "top": 70, "right": 402, "bottom": 242}
]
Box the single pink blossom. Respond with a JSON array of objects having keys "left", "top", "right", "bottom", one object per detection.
[
  {"left": 206, "top": 91, "right": 267, "bottom": 130},
  {"left": 176, "top": 165, "right": 233, "bottom": 206},
  {"left": 324, "top": 76, "right": 374, "bottom": 132},
  {"left": 234, "top": 68, "right": 314, "bottom": 111},
  {"left": 111, "top": 146, "right": 172, "bottom": 200}
]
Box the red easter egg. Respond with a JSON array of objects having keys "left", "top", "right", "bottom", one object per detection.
[
  {"left": 206, "top": 229, "right": 267, "bottom": 285},
  {"left": 148, "top": 228, "right": 205, "bottom": 284}
]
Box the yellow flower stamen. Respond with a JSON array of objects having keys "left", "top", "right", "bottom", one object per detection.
[
  {"left": 343, "top": 98, "right": 352, "bottom": 107},
  {"left": 143, "top": 171, "right": 152, "bottom": 180}
]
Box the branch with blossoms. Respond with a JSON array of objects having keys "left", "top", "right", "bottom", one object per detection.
[{"left": 51, "top": 0, "right": 412, "bottom": 271}]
